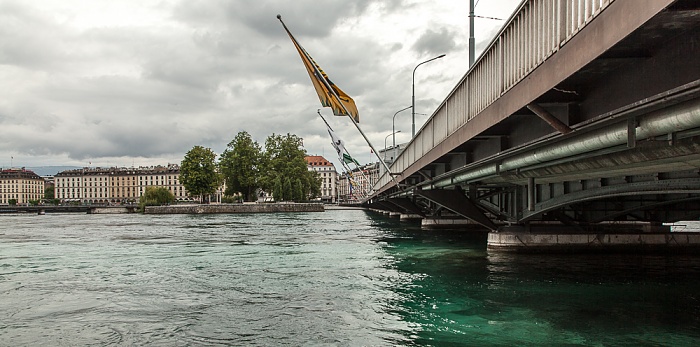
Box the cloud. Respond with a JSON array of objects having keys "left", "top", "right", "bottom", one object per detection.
[
  {"left": 0, "top": 0, "right": 521, "bottom": 170},
  {"left": 411, "top": 27, "right": 457, "bottom": 57}
]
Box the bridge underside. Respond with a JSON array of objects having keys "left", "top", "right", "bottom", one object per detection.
[{"left": 368, "top": 0, "right": 700, "bottom": 233}]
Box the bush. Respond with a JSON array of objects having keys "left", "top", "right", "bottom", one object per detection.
[
  {"left": 139, "top": 187, "right": 175, "bottom": 212},
  {"left": 222, "top": 195, "right": 241, "bottom": 203}
]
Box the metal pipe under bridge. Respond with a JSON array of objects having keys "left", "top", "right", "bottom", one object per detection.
[{"left": 365, "top": 0, "right": 700, "bottom": 252}]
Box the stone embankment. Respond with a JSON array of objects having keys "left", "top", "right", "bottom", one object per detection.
[{"left": 145, "top": 203, "right": 324, "bottom": 214}]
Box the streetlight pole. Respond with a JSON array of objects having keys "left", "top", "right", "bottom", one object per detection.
[
  {"left": 384, "top": 131, "right": 400, "bottom": 161},
  {"left": 392, "top": 105, "right": 412, "bottom": 160},
  {"left": 469, "top": 0, "right": 475, "bottom": 67},
  {"left": 412, "top": 54, "right": 446, "bottom": 137}
]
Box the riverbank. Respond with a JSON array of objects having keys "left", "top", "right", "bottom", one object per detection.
[{"left": 144, "top": 203, "right": 324, "bottom": 214}]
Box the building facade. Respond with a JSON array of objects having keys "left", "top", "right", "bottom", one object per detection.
[
  {"left": 305, "top": 156, "right": 337, "bottom": 203},
  {"left": 54, "top": 164, "right": 191, "bottom": 204},
  {"left": 337, "top": 163, "right": 379, "bottom": 203},
  {"left": 0, "top": 168, "right": 45, "bottom": 205}
]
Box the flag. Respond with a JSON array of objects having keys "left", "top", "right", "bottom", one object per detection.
[
  {"left": 328, "top": 121, "right": 359, "bottom": 166},
  {"left": 321, "top": 112, "right": 361, "bottom": 167},
  {"left": 279, "top": 16, "right": 360, "bottom": 123},
  {"left": 326, "top": 123, "right": 347, "bottom": 158},
  {"left": 343, "top": 153, "right": 360, "bottom": 166}
]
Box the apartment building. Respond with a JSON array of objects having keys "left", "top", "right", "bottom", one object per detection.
[
  {"left": 0, "top": 168, "right": 45, "bottom": 205},
  {"left": 337, "top": 163, "right": 379, "bottom": 203},
  {"left": 54, "top": 164, "right": 190, "bottom": 204},
  {"left": 305, "top": 155, "right": 337, "bottom": 203}
]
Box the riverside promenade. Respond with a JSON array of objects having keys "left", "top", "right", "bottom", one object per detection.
[{"left": 145, "top": 203, "right": 324, "bottom": 214}]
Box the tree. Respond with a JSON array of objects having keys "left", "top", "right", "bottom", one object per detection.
[
  {"left": 44, "top": 186, "right": 54, "bottom": 200},
  {"left": 294, "top": 178, "right": 304, "bottom": 202},
  {"left": 283, "top": 177, "right": 292, "bottom": 202},
  {"left": 273, "top": 176, "right": 283, "bottom": 202},
  {"left": 219, "top": 131, "right": 262, "bottom": 202},
  {"left": 180, "top": 146, "right": 220, "bottom": 203},
  {"left": 139, "top": 186, "right": 175, "bottom": 211},
  {"left": 262, "top": 133, "right": 321, "bottom": 201},
  {"left": 308, "top": 170, "right": 321, "bottom": 199}
]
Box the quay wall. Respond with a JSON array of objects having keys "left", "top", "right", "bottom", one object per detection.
[
  {"left": 89, "top": 207, "right": 135, "bottom": 214},
  {"left": 145, "top": 203, "right": 324, "bottom": 214}
]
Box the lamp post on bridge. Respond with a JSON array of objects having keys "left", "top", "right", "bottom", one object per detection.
[
  {"left": 392, "top": 106, "right": 412, "bottom": 161},
  {"left": 412, "top": 54, "right": 446, "bottom": 138},
  {"left": 469, "top": 0, "right": 475, "bottom": 66},
  {"left": 384, "top": 131, "right": 401, "bottom": 161}
]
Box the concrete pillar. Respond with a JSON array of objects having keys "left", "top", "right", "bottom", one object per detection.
[{"left": 400, "top": 214, "right": 423, "bottom": 221}]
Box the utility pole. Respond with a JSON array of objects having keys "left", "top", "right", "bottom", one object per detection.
[{"left": 469, "top": 0, "right": 475, "bottom": 67}]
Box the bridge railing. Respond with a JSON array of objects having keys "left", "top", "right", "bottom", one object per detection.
[{"left": 375, "top": 0, "right": 615, "bottom": 192}]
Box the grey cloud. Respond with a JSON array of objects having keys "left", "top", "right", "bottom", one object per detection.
[
  {"left": 173, "top": 0, "right": 377, "bottom": 39},
  {"left": 0, "top": 0, "right": 520, "bottom": 168},
  {"left": 0, "top": 2, "right": 69, "bottom": 70},
  {"left": 411, "top": 27, "right": 457, "bottom": 57}
]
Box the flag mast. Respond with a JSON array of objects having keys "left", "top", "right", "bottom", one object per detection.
[{"left": 277, "top": 15, "right": 400, "bottom": 191}]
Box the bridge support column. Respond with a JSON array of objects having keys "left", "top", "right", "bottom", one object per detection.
[
  {"left": 422, "top": 218, "right": 490, "bottom": 230},
  {"left": 400, "top": 214, "right": 422, "bottom": 221},
  {"left": 488, "top": 223, "right": 700, "bottom": 253}
]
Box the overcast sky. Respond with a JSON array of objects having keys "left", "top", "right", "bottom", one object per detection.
[{"left": 1, "top": 0, "right": 521, "bottom": 171}]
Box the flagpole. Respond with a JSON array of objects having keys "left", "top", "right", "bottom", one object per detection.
[{"left": 278, "top": 15, "right": 400, "bottom": 191}]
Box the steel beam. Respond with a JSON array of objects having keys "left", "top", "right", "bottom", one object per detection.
[
  {"left": 415, "top": 189, "right": 497, "bottom": 230},
  {"left": 527, "top": 103, "right": 572, "bottom": 134},
  {"left": 522, "top": 177, "right": 700, "bottom": 221},
  {"left": 386, "top": 198, "right": 425, "bottom": 217}
]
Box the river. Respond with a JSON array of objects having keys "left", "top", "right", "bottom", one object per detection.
[{"left": 1, "top": 210, "right": 700, "bottom": 346}]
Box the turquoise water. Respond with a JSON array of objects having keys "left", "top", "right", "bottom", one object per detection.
[{"left": 1, "top": 210, "right": 700, "bottom": 346}]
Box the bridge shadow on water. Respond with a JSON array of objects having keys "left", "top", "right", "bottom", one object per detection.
[{"left": 363, "top": 211, "right": 700, "bottom": 346}]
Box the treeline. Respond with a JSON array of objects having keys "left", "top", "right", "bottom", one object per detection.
[{"left": 178, "top": 131, "right": 321, "bottom": 203}]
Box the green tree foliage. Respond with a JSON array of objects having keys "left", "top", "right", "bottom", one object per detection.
[
  {"left": 8, "top": 199, "right": 17, "bottom": 206},
  {"left": 139, "top": 186, "right": 175, "bottom": 211},
  {"left": 283, "top": 177, "right": 292, "bottom": 202},
  {"left": 308, "top": 170, "right": 321, "bottom": 199},
  {"left": 294, "top": 178, "right": 304, "bottom": 202},
  {"left": 180, "top": 146, "right": 220, "bottom": 203},
  {"left": 219, "top": 131, "right": 262, "bottom": 202},
  {"left": 263, "top": 133, "right": 321, "bottom": 201},
  {"left": 273, "top": 176, "right": 283, "bottom": 202},
  {"left": 44, "top": 186, "right": 54, "bottom": 200}
]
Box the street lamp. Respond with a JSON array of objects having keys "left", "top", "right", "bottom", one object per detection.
[
  {"left": 412, "top": 54, "right": 446, "bottom": 137},
  {"left": 392, "top": 106, "right": 412, "bottom": 160},
  {"left": 384, "top": 131, "right": 401, "bottom": 161}
]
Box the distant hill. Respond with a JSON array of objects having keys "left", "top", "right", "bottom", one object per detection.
[{"left": 26, "top": 166, "right": 81, "bottom": 176}]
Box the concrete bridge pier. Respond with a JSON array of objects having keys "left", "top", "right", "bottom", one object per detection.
[
  {"left": 487, "top": 222, "right": 700, "bottom": 253},
  {"left": 400, "top": 214, "right": 422, "bottom": 221},
  {"left": 422, "top": 218, "right": 490, "bottom": 230}
]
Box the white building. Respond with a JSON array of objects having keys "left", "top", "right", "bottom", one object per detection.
[
  {"left": 0, "top": 168, "right": 45, "bottom": 205},
  {"left": 54, "top": 164, "right": 191, "bottom": 204},
  {"left": 305, "top": 156, "right": 337, "bottom": 203}
]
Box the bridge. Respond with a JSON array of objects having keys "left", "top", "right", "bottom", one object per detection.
[{"left": 365, "top": 0, "right": 700, "bottom": 251}]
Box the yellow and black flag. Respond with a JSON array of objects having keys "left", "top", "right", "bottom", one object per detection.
[{"left": 278, "top": 15, "right": 360, "bottom": 123}]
